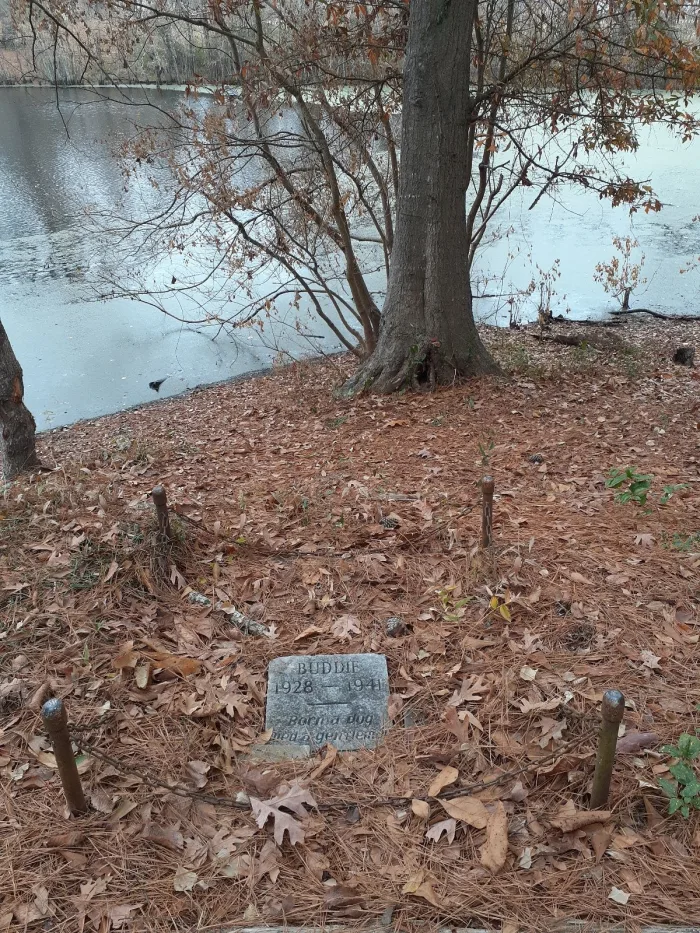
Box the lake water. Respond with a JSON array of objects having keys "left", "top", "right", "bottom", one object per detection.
[{"left": 1, "top": 86, "right": 699, "bottom": 430}]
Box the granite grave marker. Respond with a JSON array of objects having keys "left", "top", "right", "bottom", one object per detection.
[{"left": 265, "top": 653, "right": 389, "bottom": 752}]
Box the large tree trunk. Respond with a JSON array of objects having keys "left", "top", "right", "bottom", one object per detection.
[
  {"left": 0, "top": 319, "right": 41, "bottom": 480},
  {"left": 343, "top": 0, "right": 500, "bottom": 394}
]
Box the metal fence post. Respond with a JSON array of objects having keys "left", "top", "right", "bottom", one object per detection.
[
  {"left": 41, "top": 698, "right": 88, "bottom": 815},
  {"left": 481, "top": 476, "right": 495, "bottom": 549},
  {"left": 152, "top": 485, "right": 172, "bottom": 543},
  {"left": 590, "top": 689, "right": 625, "bottom": 809}
]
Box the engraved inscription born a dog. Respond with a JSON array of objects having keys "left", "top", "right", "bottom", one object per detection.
[{"left": 265, "top": 654, "right": 389, "bottom": 752}]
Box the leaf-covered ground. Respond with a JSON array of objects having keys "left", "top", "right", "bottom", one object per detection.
[{"left": 2, "top": 316, "right": 700, "bottom": 933}]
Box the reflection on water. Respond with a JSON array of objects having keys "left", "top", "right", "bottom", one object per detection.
[
  {"left": 0, "top": 86, "right": 335, "bottom": 430},
  {"left": 0, "top": 86, "right": 699, "bottom": 430},
  {"left": 475, "top": 119, "right": 700, "bottom": 326}
]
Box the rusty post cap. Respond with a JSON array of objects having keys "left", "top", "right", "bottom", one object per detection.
[
  {"left": 601, "top": 689, "right": 625, "bottom": 723},
  {"left": 41, "top": 697, "right": 67, "bottom": 732},
  {"left": 152, "top": 485, "right": 167, "bottom": 506},
  {"left": 482, "top": 476, "right": 495, "bottom": 495}
]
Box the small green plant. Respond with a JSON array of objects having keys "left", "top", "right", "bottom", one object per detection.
[
  {"left": 489, "top": 593, "right": 512, "bottom": 622},
  {"left": 436, "top": 586, "right": 473, "bottom": 622},
  {"left": 658, "top": 733, "right": 700, "bottom": 818},
  {"left": 505, "top": 345, "right": 531, "bottom": 373},
  {"left": 606, "top": 466, "right": 653, "bottom": 506},
  {"left": 664, "top": 531, "right": 700, "bottom": 552},
  {"left": 660, "top": 484, "right": 688, "bottom": 505},
  {"left": 607, "top": 468, "right": 689, "bottom": 509}
]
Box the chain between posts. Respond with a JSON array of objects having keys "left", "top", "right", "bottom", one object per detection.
[{"left": 70, "top": 723, "right": 598, "bottom": 814}]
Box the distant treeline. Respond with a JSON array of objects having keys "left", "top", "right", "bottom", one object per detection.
[{"left": 0, "top": 4, "right": 233, "bottom": 85}]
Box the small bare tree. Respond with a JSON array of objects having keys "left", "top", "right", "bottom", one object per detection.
[{"left": 595, "top": 236, "right": 647, "bottom": 310}]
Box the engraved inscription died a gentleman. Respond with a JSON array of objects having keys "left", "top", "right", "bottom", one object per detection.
[{"left": 265, "top": 654, "right": 389, "bottom": 752}]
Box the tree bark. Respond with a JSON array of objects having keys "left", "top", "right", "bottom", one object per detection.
[
  {"left": 0, "top": 319, "right": 41, "bottom": 480},
  {"left": 343, "top": 0, "right": 500, "bottom": 394}
]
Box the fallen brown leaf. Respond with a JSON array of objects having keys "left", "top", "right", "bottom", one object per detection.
[
  {"left": 330, "top": 614, "right": 361, "bottom": 640},
  {"left": 425, "top": 818, "right": 456, "bottom": 844},
  {"left": 428, "top": 765, "right": 459, "bottom": 797},
  {"left": 113, "top": 641, "right": 139, "bottom": 670},
  {"left": 46, "top": 831, "right": 86, "bottom": 848},
  {"left": 142, "top": 823, "right": 184, "bottom": 852},
  {"left": 293, "top": 625, "right": 324, "bottom": 642},
  {"left": 151, "top": 651, "right": 201, "bottom": 676},
  {"left": 616, "top": 731, "right": 659, "bottom": 755},
  {"left": 250, "top": 782, "right": 317, "bottom": 846},
  {"left": 480, "top": 801, "right": 509, "bottom": 874},
  {"left": 309, "top": 744, "right": 337, "bottom": 780},
  {"left": 440, "top": 795, "right": 489, "bottom": 828},
  {"left": 550, "top": 808, "right": 613, "bottom": 833},
  {"left": 411, "top": 799, "right": 430, "bottom": 820},
  {"left": 402, "top": 870, "right": 441, "bottom": 907}
]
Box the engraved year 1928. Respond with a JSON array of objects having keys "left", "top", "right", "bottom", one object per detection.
[{"left": 274, "top": 679, "right": 313, "bottom": 694}]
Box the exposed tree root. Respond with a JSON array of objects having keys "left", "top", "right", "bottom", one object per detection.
[{"left": 341, "top": 338, "right": 502, "bottom": 396}]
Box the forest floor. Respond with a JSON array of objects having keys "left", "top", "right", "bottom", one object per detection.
[{"left": 2, "top": 315, "right": 700, "bottom": 933}]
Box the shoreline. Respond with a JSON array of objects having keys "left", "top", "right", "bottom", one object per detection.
[
  {"left": 38, "top": 311, "right": 685, "bottom": 440},
  {"left": 0, "top": 81, "right": 227, "bottom": 93},
  {"left": 39, "top": 352, "right": 346, "bottom": 439}
]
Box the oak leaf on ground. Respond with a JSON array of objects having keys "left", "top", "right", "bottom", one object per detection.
[
  {"left": 142, "top": 823, "right": 184, "bottom": 852},
  {"left": 331, "top": 614, "right": 361, "bottom": 639},
  {"left": 425, "top": 818, "right": 456, "bottom": 844},
  {"left": 173, "top": 868, "right": 198, "bottom": 892},
  {"left": 250, "top": 782, "right": 317, "bottom": 846}
]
